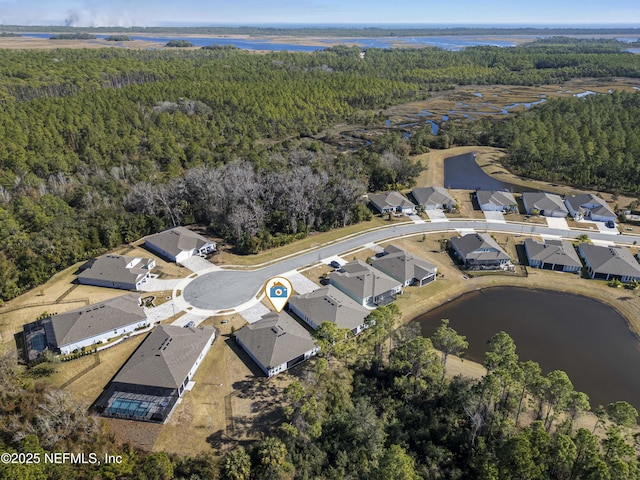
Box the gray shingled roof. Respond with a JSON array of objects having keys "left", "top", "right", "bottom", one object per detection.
[
  {"left": 579, "top": 243, "right": 640, "bottom": 278},
  {"left": 235, "top": 311, "right": 316, "bottom": 370},
  {"left": 145, "top": 226, "right": 213, "bottom": 258},
  {"left": 370, "top": 244, "right": 437, "bottom": 284},
  {"left": 522, "top": 192, "right": 568, "bottom": 216},
  {"left": 112, "top": 325, "right": 215, "bottom": 390},
  {"left": 330, "top": 260, "right": 401, "bottom": 300},
  {"left": 476, "top": 190, "right": 517, "bottom": 209},
  {"left": 368, "top": 191, "right": 415, "bottom": 211},
  {"left": 565, "top": 194, "right": 615, "bottom": 218},
  {"left": 524, "top": 238, "right": 582, "bottom": 268},
  {"left": 288, "top": 285, "right": 370, "bottom": 331},
  {"left": 450, "top": 233, "right": 510, "bottom": 262},
  {"left": 45, "top": 294, "right": 146, "bottom": 348},
  {"left": 78, "top": 255, "right": 153, "bottom": 286},
  {"left": 411, "top": 187, "right": 455, "bottom": 209}
]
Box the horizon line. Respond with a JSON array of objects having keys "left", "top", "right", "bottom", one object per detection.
[{"left": 2, "top": 22, "right": 640, "bottom": 29}]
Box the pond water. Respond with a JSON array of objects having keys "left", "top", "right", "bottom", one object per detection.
[
  {"left": 415, "top": 287, "right": 640, "bottom": 412},
  {"left": 443, "top": 152, "right": 528, "bottom": 191}
]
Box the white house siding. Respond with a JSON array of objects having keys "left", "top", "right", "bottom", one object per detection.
[
  {"left": 135, "top": 275, "right": 150, "bottom": 289},
  {"left": 418, "top": 273, "right": 437, "bottom": 286},
  {"left": 77, "top": 277, "right": 139, "bottom": 291},
  {"left": 353, "top": 323, "right": 368, "bottom": 335},
  {"left": 180, "top": 330, "right": 216, "bottom": 394},
  {"left": 78, "top": 272, "right": 152, "bottom": 291},
  {"left": 546, "top": 209, "right": 567, "bottom": 218},
  {"left": 236, "top": 336, "right": 318, "bottom": 378},
  {"left": 199, "top": 242, "right": 216, "bottom": 255},
  {"left": 479, "top": 203, "right": 503, "bottom": 212},
  {"left": 590, "top": 213, "right": 616, "bottom": 223},
  {"left": 267, "top": 363, "right": 288, "bottom": 377},
  {"left": 400, "top": 205, "right": 416, "bottom": 214},
  {"left": 175, "top": 250, "right": 193, "bottom": 264},
  {"left": 59, "top": 320, "right": 148, "bottom": 355}
]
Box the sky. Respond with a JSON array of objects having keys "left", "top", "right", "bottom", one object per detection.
[{"left": 0, "top": 0, "right": 639, "bottom": 27}]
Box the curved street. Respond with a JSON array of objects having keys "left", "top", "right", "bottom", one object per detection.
[{"left": 180, "top": 219, "right": 640, "bottom": 314}]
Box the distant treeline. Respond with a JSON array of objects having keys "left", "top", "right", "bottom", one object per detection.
[
  {"left": 165, "top": 39, "right": 194, "bottom": 47},
  {"left": 105, "top": 35, "right": 131, "bottom": 41},
  {"left": 49, "top": 33, "right": 96, "bottom": 40},
  {"left": 2, "top": 24, "right": 640, "bottom": 37},
  {"left": 492, "top": 91, "right": 640, "bottom": 194}
]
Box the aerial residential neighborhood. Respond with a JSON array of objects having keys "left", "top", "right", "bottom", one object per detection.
[
  {"left": 94, "top": 324, "right": 216, "bottom": 423},
  {"left": 2, "top": 9, "right": 640, "bottom": 476},
  {"left": 234, "top": 311, "right": 319, "bottom": 377},
  {"left": 77, "top": 254, "right": 156, "bottom": 290},
  {"left": 144, "top": 226, "right": 217, "bottom": 263},
  {"left": 13, "top": 167, "right": 640, "bottom": 448},
  {"left": 22, "top": 293, "right": 149, "bottom": 360}
]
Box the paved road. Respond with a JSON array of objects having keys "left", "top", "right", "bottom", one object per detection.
[{"left": 182, "top": 220, "right": 640, "bottom": 312}]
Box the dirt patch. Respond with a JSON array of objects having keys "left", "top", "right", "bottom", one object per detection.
[{"left": 104, "top": 418, "right": 164, "bottom": 452}]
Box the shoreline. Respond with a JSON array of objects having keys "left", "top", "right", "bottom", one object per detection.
[
  {"left": 408, "top": 282, "right": 640, "bottom": 343},
  {"left": 398, "top": 266, "right": 640, "bottom": 384}
]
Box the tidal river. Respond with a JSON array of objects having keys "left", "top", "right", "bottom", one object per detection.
[{"left": 414, "top": 287, "right": 640, "bottom": 412}]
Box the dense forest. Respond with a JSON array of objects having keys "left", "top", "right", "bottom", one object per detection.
[
  {"left": 485, "top": 92, "right": 640, "bottom": 193},
  {"left": 3, "top": 314, "right": 639, "bottom": 479},
  {"left": 1, "top": 41, "right": 640, "bottom": 300}
]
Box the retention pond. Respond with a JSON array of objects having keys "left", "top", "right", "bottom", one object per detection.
[
  {"left": 444, "top": 152, "right": 533, "bottom": 192},
  {"left": 415, "top": 287, "right": 640, "bottom": 412}
]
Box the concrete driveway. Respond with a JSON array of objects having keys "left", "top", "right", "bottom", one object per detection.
[
  {"left": 545, "top": 217, "right": 569, "bottom": 230},
  {"left": 484, "top": 211, "right": 505, "bottom": 223},
  {"left": 181, "top": 256, "right": 218, "bottom": 272},
  {"left": 426, "top": 210, "right": 449, "bottom": 222},
  {"left": 284, "top": 271, "right": 320, "bottom": 295},
  {"left": 139, "top": 277, "right": 183, "bottom": 292},
  {"left": 595, "top": 222, "right": 620, "bottom": 235}
]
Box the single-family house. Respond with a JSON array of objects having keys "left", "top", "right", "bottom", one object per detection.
[
  {"left": 144, "top": 226, "right": 216, "bottom": 263},
  {"left": 77, "top": 254, "right": 156, "bottom": 290},
  {"left": 521, "top": 192, "right": 568, "bottom": 218},
  {"left": 22, "top": 293, "right": 148, "bottom": 361},
  {"left": 449, "top": 233, "right": 511, "bottom": 270},
  {"left": 93, "top": 324, "right": 215, "bottom": 423},
  {"left": 288, "top": 285, "right": 371, "bottom": 335},
  {"left": 475, "top": 190, "right": 517, "bottom": 212},
  {"left": 235, "top": 311, "right": 319, "bottom": 377},
  {"left": 565, "top": 194, "right": 616, "bottom": 222},
  {"left": 523, "top": 238, "right": 582, "bottom": 272},
  {"left": 370, "top": 244, "right": 437, "bottom": 287},
  {"left": 411, "top": 187, "right": 456, "bottom": 210},
  {"left": 329, "top": 260, "right": 403, "bottom": 307},
  {"left": 578, "top": 243, "right": 640, "bottom": 282},
  {"left": 368, "top": 191, "right": 416, "bottom": 214}
]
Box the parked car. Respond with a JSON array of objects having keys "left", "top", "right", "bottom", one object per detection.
[
  {"left": 605, "top": 220, "right": 616, "bottom": 228},
  {"left": 184, "top": 321, "right": 195, "bottom": 328},
  {"left": 329, "top": 260, "right": 341, "bottom": 269}
]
